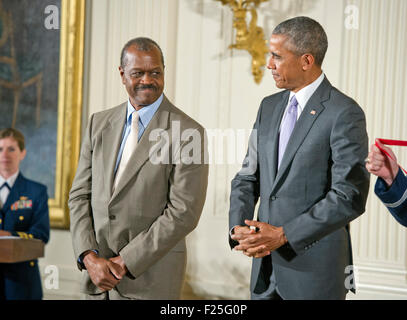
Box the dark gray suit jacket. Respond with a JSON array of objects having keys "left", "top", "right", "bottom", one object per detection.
[{"left": 229, "top": 77, "right": 370, "bottom": 299}]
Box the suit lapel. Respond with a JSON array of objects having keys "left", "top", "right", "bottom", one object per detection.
[
  {"left": 3, "top": 173, "right": 24, "bottom": 211},
  {"left": 102, "top": 103, "right": 127, "bottom": 197},
  {"left": 109, "top": 97, "right": 171, "bottom": 203},
  {"left": 264, "top": 92, "right": 289, "bottom": 187},
  {"left": 271, "top": 78, "right": 331, "bottom": 193}
]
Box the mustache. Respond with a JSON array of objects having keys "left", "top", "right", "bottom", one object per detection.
[{"left": 135, "top": 84, "right": 157, "bottom": 91}]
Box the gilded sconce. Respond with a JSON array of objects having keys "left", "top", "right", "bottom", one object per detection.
[{"left": 216, "top": 0, "right": 269, "bottom": 84}]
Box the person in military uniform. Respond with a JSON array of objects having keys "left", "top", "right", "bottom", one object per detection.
[
  {"left": 0, "top": 128, "right": 50, "bottom": 300},
  {"left": 366, "top": 139, "right": 407, "bottom": 226}
]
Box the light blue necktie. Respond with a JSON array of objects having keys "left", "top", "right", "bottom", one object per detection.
[{"left": 278, "top": 95, "right": 298, "bottom": 169}]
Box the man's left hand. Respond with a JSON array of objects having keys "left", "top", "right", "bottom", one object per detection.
[
  {"left": 232, "top": 220, "right": 288, "bottom": 258},
  {"left": 109, "top": 255, "right": 128, "bottom": 277}
]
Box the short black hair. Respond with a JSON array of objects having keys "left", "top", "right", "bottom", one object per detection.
[
  {"left": 272, "top": 16, "right": 328, "bottom": 66},
  {"left": 120, "top": 37, "right": 165, "bottom": 69}
]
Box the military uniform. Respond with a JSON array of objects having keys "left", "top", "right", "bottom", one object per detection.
[
  {"left": 375, "top": 168, "right": 407, "bottom": 227},
  {"left": 0, "top": 173, "right": 50, "bottom": 300}
]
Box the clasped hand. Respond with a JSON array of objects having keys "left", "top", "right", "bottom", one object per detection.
[
  {"left": 83, "top": 252, "right": 128, "bottom": 292},
  {"left": 231, "top": 220, "right": 287, "bottom": 258}
]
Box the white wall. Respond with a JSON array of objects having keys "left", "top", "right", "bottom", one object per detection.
[
  {"left": 39, "top": 230, "right": 81, "bottom": 300},
  {"left": 340, "top": 0, "right": 407, "bottom": 299},
  {"left": 41, "top": 0, "right": 407, "bottom": 299}
]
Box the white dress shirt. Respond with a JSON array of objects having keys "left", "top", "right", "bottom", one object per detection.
[
  {"left": 0, "top": 171, "right": 19, "bottom": 209},
  {"left": 279, "top": 72, "right": 325, "bottom": 130}
]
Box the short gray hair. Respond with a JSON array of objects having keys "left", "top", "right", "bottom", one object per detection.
[
  {"left": 272, "top": 16, "right": 328, "bottom": 66},
  {"left": 120, "top": 37, "right": 165, "bottom": 69}
]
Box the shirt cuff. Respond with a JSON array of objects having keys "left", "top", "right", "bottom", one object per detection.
[{"left": 375, "top": 168, "right": 407, "bottom": 205}]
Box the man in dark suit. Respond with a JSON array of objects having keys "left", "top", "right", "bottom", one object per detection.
[
  {"left": 366, "top": 139, "right": 407, "bottom": 226},
  {"left": 0, "top": 128, "right": 50, "bottom": 300},
  {"left": 229, "top": 16, "right": 370, "bottom": 299}
]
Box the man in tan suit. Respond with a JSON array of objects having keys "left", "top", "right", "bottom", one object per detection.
[{"left": 68, "top": 37, "right": 208, "bottom": 300}]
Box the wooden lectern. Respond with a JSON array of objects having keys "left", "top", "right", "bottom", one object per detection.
[{"left": 0, "top": 237, "right": 44, "bottom": 263}]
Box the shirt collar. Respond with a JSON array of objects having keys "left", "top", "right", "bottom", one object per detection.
[
  {"left": 126, "top": 93, "right": 164, "bottom": 127},
  {"left": 289, "top": 72, "right": 325, "bottom": 110},
  {"left": 0, "top": 170, "right": 19, "bottom": 189}
]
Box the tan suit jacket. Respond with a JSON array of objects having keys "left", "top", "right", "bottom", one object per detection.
[{"left": 68, "top": 96, "right": 208, "bottom": 299}]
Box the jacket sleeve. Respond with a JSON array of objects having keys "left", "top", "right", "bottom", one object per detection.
[
  {"left": 283, "top": 102, "right": 370, "bottom": 255},
  {"left": 68, "top": 114, "right": 100, "bottom": 267},
  {"left": 375, "top": 168, "right": 407, "bottom": 227},
  {"left": 228, "top": 103, "right": 262, "bottom": 247}
]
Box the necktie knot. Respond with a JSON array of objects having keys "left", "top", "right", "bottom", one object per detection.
[
  {"left": 0, "top": 183, "right": 10, "bottom": 191},
  {"left": 131, "top": 111, "right": 139, "bottom": 124},
  {"left": 131, "top": 111, "right": 140, "bottom": 138},
  {"left": 288, "top": 96, "right": 298, "bottom": 112}
]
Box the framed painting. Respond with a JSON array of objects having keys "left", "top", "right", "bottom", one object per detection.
[{"left": 0, "top": 0, "right": 85, "bottom": 228}]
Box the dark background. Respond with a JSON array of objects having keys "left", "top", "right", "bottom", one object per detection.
[{"left": 0, "top": 0, "right": 61, "bottom": 198}]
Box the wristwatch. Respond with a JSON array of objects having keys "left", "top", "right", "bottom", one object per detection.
[{"left": 77, "top": 249, "right": 99, "bottom": 270}]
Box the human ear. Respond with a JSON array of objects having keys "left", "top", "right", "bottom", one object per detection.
[
  {"left": 301, "top": 54, "right": 315, "bottom": 71},
  {"left": 20, "top": 149, "right": 27, "bottom": 161},
  {"left": 118, "top": 66, "right": 126, "bottom": 83}
]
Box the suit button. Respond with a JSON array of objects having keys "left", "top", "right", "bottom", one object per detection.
[
  {"left": 271, "top": 196, "right": 277, "bottom": 201},
  {"left": 109, "top": 215, "right": 116, "bottom": 220}
]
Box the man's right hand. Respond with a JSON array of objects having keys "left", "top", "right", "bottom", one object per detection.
[
  {"left": 83, "top": 251, "right": 126, "bottom": 291},
  {"left": 366, "top": 139, "right": 399, "bottom": 186}
]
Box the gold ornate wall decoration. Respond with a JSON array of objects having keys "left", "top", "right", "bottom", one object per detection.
[
  {"left": 51, "top": 0, "right": 85, "bottom": 228},
  {"left": 216, "top": 0, "right": 269, "bottom": 84}
]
